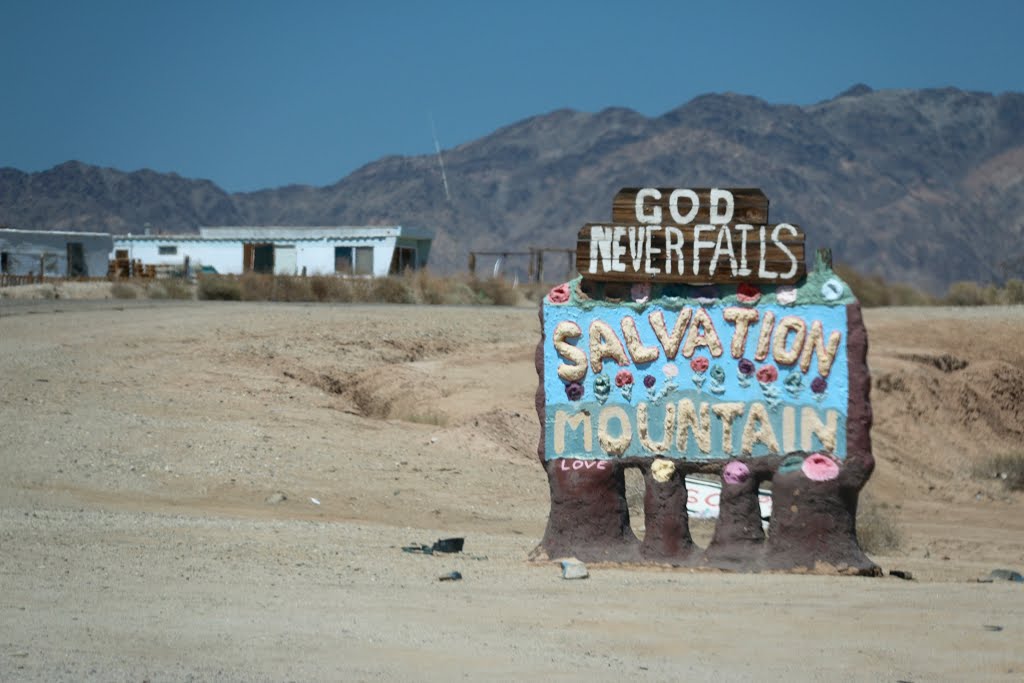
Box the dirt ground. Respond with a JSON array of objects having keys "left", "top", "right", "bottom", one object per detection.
[{"left": 1, "top": 295, "right": 1022, "bottom": 681}]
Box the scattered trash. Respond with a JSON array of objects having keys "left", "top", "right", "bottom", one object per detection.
[
  {"left": 439, "top": 571, "right": 462, "bottom": 581},
  {"left": 561, "top": 558, "right": 589, "bottom": 580},
  {"left": 402, "top": 537, "right": 465, "bottom": 555},
  {"left": 986, "top": 569, "right": 1023, "bottom": 583},
  {"left": 889, "top": 569, "right": 914, "bottom": 581},
  {"left": 264, "top": 491, "right": 287, "bottom": 505},
  {"left": 309, "top": 497, "right": 321, "bottom": 506},
  {"left": 402, "top": 544, "right": 434, "bottom": 555},
  {"left": 432, "top": 537, "right": 464, "bottom": 553},
  {"left": 983, "top": 625, "right": 1004, "bottom": 632}
]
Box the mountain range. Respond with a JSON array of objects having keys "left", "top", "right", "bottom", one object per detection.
[{"left": 3, "top": 84, "right": 1023, "bottom": 292}]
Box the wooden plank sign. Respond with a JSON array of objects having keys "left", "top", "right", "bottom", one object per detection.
[
  {"left": 612, "top": 187, "right": 769, "bottom": 226},
  {"left": 578, "top": 187, "right": 804, "bottom": 285},
  {"left": 576, "top": 222, "right": 806, "bottom": 284}
]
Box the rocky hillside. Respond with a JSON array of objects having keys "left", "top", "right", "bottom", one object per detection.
[{"left": 3, "top": 85, "right": 1023, "bottom": 292}]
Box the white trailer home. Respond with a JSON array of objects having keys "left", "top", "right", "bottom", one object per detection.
[{"left": 112, "top": 226, "right": 433, "bottom": 276}]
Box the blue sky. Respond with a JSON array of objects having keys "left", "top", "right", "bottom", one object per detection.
[{"left": 3, "top": 0, "right": 1022, "bottom": 192}]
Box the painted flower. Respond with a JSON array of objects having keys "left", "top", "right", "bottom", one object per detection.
[
  {"left": 547, "top": 283, "right": 571, "bottom": 304},
  {"left": 736, "top": 283, "right": 761, "bottom": 304},
  {"left": 820, "top": 277, "right": 845, "bottom": 301},
  {"left": 801, "top": 453, "right": 840, "bottom": 482},
  {"left": 614, "top": 369, "right": 634, "bottom": 388},
  {"left": 738, "top": 358, "right": 756, "bottom": 377},
  {"left": 775, "top": 285, "right": 797, "bottom": 305},
  {"left": 662, "top": 363, "right": 679, "bottom": 378},
  {"left": 643, "top": 374, "right": 656, "bottom": 389},
  {"left": 811, "top": 376, "right": 828, "bottom": 394},
  {"left": 784, "top": 370, "right": 804, "bottom": 397},
  {"left": 722, "top": 460, "right": 751, "bottom": 485},
  {"left": 630, "top": 282, "right": 651, "bottom": 304},
  {"left": 564, "top": 381, "right": 584, "bottom": 401},
  {"left": 690, "top": 357, "right": 710, "bottom": 373},
  {"left": 593, "top": 373, "right": 611, "bottom": 404},
  {"left": 710, "top": 365, "right": 726, "bottom": 383},
  {"left": 756, "top": 364, "right": 778, "bottom": 383}
]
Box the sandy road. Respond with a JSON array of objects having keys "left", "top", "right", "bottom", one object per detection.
[{"left": 1, "top": 300, "right": 1022, "bottom": 681}]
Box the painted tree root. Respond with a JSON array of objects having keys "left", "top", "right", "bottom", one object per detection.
[{"left": 533, "top": 451, "right": 878, "bottom": 574}]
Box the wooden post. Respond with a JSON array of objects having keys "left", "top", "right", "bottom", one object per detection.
[
  {"left": 468, "top": 252, "right": 476, "bottom": 275},
  {"left": 39, "top": 255, "right": 45, "bottom": 281},
  {"left": 535, "top": 250, "right": 544, "bottom": 283}
]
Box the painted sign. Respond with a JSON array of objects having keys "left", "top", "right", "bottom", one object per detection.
[
  {"left": 575, "top": 187, "right": 805, "bottom": 284},
  {"left": 542, "top": 275, "right": 854, "bottom": 462},
  {"left": 535, "top": 186, "right": 877, "bottom": 573}
]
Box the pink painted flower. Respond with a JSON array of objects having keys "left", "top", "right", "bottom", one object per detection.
[
  {"left": 690, "top": 357, "right": 709, "bottom": 373},
  {"left": 614, "top": 369, "right": 634, "bottom": 388},
  {"left": 775, "top": 285, "right": 797, "bottom": 305},
  {"left": 756, "top": 364, "right": 778, "bottom": 383},
  {"left": 663, "top": 363, "right": 679, "bottom": 378},
  {"left": 736, "top": 283, "right": 761, "bottom": 304},
  {"left": 630, "top": 282, "right": 651, "bottom": 304},
  {"left": 722, "top": 460, "right": 751, "bottom": 485},
  {"left": 801, "top": 453, "right": 840, "bottom": 482},
  {"left": 547, "top": 283, "right": 570, "bottom": 304}
]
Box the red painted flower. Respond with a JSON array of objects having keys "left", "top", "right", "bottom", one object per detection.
[
  {"left": 801, "top": 453, "right": 840, "bottom": 482},
  {"left": 690, "top": 357, "right": 709, "bottom": 373},
  {"left": 756, "top": 364, "right": 778, "bottom": 383},
  {"left": 614, "top": 369, "right": 634, "bottom": 387},
  {"left": 736, "top": 283, "right": 761, "bottom": 304},
  {"left": 547, "top": 283, "right": 571, "bottom": 304}
]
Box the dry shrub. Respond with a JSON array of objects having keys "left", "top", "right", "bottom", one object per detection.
[
  {"left": 197, "top": 275, "right": 241, "bottom": 301},
  {"left": 144, "top": 280, "right": 193, "bottom": 300},
  {"left": 159, "top": 279, "right": 194, "bottom": 300},
  {"left": 856, "top": 498, "right": 903, "bottom": 554},
  {"left": 273, "top": 276, "right": 315, "bottom": 302},
  {"left": 1004, "top": 279, "right": 1024, "bottom": 304},
  {"left": 471, "top": 277, "right": 521, "bottom": 306},
  {"left": 371, "top": 276, "right": 415, "bottom": 304},
  {"left": 409, "top": 269, "right": 454, "bottom": 304},
  {"left": 973, "top": 452, "right": 1024, "bottom": 491},
  {"left": 310, "top": 275, "right": 352, "bottom": 302},
  {"left": 238, "top": 272, "right": 274, "bottom": 301},
  {"left": 834, "top": 264, "right": 934, "bottom": 307},
  {"left": 110, "top": 282, "right": 140, "bottom": 299}
]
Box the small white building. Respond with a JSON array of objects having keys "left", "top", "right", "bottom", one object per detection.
[
  {"left": 112, "top": 226, "right": 433, "bottom": 277},
  {"left": 1, "top": 228, "right": 113, "bottom": 277}
]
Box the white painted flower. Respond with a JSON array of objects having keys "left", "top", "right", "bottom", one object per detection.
[
  {"left": 821, "top": 277, "right": 845, "bottom": 301},
  {"left": 662, "top": 363, "right": 679, "bottom": 378},
  {"left": 776, "top": 285, "right": 797, "bottom": 305}
]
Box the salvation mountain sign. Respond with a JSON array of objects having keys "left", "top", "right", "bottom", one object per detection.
[{"left": 533, "top": 187, "right": 877, "bottom": 574}]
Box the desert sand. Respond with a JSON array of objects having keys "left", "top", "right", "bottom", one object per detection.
[{"left": 1, "top": 295, "right": 1022, "bottom": 681}]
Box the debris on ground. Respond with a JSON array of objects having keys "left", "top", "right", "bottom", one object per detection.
[{"left": 560, "top": 558, "right": 589, "bottom": 580}]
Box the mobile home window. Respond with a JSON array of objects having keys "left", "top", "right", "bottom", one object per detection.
[
  {"left": 335, "top": 247, "right": 353, "bottom": 273},
  {"left": 354, "top": 247, "right": 373, "bottom": 275},
  {"left": 158, "top": 245, "right": 178, "bottom": 255},
  {"left": 335, "top": 246, "right": 374, "bottom": 275}
]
